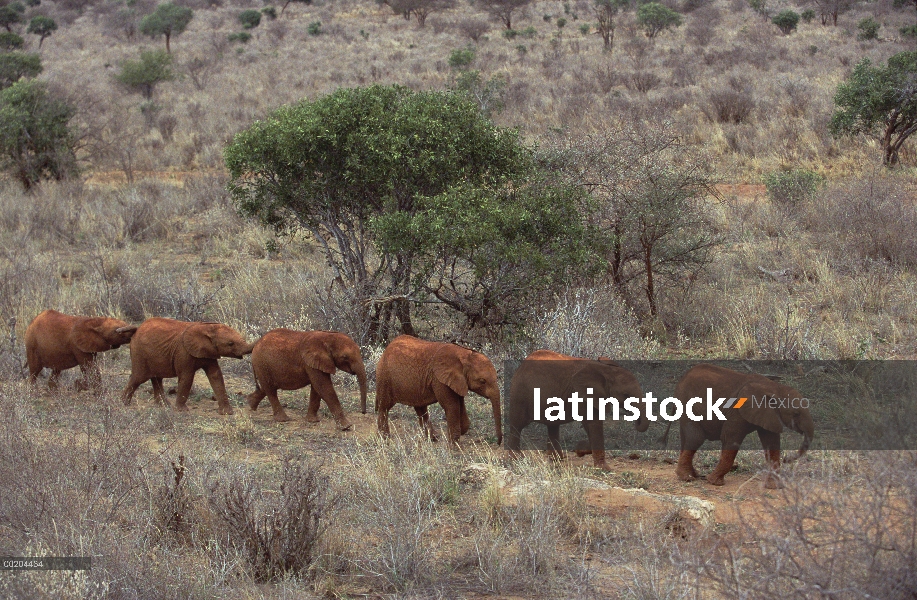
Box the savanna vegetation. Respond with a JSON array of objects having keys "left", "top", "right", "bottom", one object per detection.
[{"left": 1, "top": 0, "right": 917, "bottom": 595}]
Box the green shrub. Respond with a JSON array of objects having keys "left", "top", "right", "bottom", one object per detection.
[
  {"left": 307, "top": 20, "right": 321, "bottom": 35},
  {"left": 856, "top": 16, "right": 880, "bottom": 41},
  {"left": 503, "top": 28, "right": 519, "bottom": 38},
  {"left": 556, "top": 17, "right": 567, "bottom": 27},
  {"left": 228, "top": 31, "right": 252, "bottom": 43},
  {"left": 0, "top": 80, "right": 76, "bottom": 190},
  {"left": 0, "top": 52, "right": 42, "bottom": 89},
  {"left": 771, "top": 10, "right": 799, "bottom": 34},
  {"left": 238, "top": 9, "right": 261, "bottom": 29},
  {"left": 520, "top": 25, "right": 537, "bottom": 37},
  {"left": 902, "top": 24, "right": 917, "bottom": 37},
  {"left": 579, "top": 23, "right": 590, "bottom": 33},
  {"left": 763, "top": 169, "right": 825, "bottom": 206},
  {"left": 801, "top": 8, "right": 815, "bottom": 22},
  {"left": 261, "top": 6, "right": 277, "bottom": 19},
  {"left": 448, "top": 45, "right": 476, "bottom": 69},
  {"left": 0, "top": 32, "right": 24, "bottom": 50}
]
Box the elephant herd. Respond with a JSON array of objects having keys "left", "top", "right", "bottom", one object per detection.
[{"left": 23, "top": 309, "right": 814, "bottom": 489}]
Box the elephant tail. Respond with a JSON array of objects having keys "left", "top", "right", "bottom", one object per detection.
[{"left": 657, "top": 422, "right": 672, "bottom": 448}]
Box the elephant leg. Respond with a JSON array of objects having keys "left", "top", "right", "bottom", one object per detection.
[
  {"left": 151, "top": 378, "right": 168, "bottom": 406},
  {"left": 310, "top": 375, "right": 351, "bottom": 431},
  {"left": 676, "top": 450, "right": 700, "bottom": 481},
  {"left": 375, "top": 379, "right": 392, "bottom": 437},
  {"left": 758, "top": 429, "right": 783, "bottom": 489},
  {"left": 265, "top": 390, "right": 291, "bottom": 422},
  {"left": 305, "top": 387, "right": 322, "bottom": 423},
  {"left": 546, "top": 423, "right": 563, "bottom": 461},
  {"left": 172, "top": 372, "right": 195, "bottom": 412},
  {"left": 707, "top": 447, "right": 740, "bottom": 486},
  {"left": 246, "top": 386, "right": 266, "bottom": 411},
  {"left": 121, "top": 373, "right": 147, "bottom": 406},
  {"left": 586, "top": 424, "right": 610, "bottom": 471},
  {"left": 415, "top": 406, "right": 438, "bottom": 441},
  {"left": 48, "top": 369, "right": 62, "bottom": 391},
  {"left": 441, "top": 400, "right": 463, "bottom": 445},
  {"left": 203, "top": 363, "right": 233, "bottom": 415},
  {"left": 460, "top": 399, "right": 470, "bottom": 436}
]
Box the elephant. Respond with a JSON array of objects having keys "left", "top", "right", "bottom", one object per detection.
[
  {"left": 121, "top": 318, "right": 254, "bottom": 415},
  {"left": 672, "top": 364, "right": 814, "bottom": 489},
  {"left": 25, "top": 309, "right": 138, "bottom": 391},
  {"left": 375, "top": 334, "right": 502, "bottom": 445},
  {"left": 246, "top": 329, "right": 367, "bottom": 429},
  {"left": 506, "top": 350, "right": 648, "bottom": 470}
]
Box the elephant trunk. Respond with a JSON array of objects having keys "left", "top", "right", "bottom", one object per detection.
[
  {"left": 784, "top": 412, "right": 814, "bottom": 463},
  {"left": 490, "top": 392, "right": 502, "bottom": 446},
  {"left": 241, "top": 341, "right": 255, "bottom": 356},
  {"left": 635, "top": 411, "right": 650, "bottom": 433},
  {"left": 355, "top": 363, "right": 368, "bottom": 414}
]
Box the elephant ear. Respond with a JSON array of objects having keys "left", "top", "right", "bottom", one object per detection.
[
  {"left": 735, "top": 380, "right": 785, "bottom": 433},
  {"left": 302, "top": 337, "right": 336, "bottom": 374},
  {"left": 433, "top": 350, "right": 469, "bottom": 397},
  {"left": 181, "top": 324, "right": 221, "bottom": 359},
  {"left": 72, "top": 319, "right": 111, "bottom": 354}
]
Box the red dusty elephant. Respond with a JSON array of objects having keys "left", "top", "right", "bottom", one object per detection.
[
  {"left": 121, "top": 318, "right": 254, "bottom": 414},
  {"left": 674, "top": 364, "right": 814, "bottom": 489},
  {"left": 246, "top": 328, "right": 368, "bottom": 429},
  {"left": 375, "top": 334, "right": 502, "bottom": 445},
  {"left": 25, "top": 309, "right": 138, "bottom": 391}
]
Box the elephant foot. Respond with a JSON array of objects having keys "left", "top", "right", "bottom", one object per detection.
[
  {"left": 676, "top": 467, "right": 697, "bottom": 481},
  {"left": 272, "top": 411, "right": 292, "bottom": 423},
  {"left": 706, "top": 473, "right": 726, "bottom": 486},
  {"left": 74, "top": 379, "right": 88, "bottom": 392},
  {"left": 218, "top": 405, "right": 234, "bottom": 416},
  {"left": 595, "top": 460, "right": 613, "bottom": 471},
  {"left": 335, "top": 417, "right": 353, "bottom": 431},
  {"left": 764, "top": 474, "right": 783, "bottom": 489},
  {"left": 304, "top": 412, "right": 321, "bottom": 423},
  {"left": 173, "top": 403, "right": 190, "bottom": 412}
]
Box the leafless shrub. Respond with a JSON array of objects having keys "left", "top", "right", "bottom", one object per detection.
[
  {"left": 151, "top": 454, "right": 196, "bottom": 546},
  {"left": 184, "top": 56, "right": 220, "bottom": 92},
  {"left": 812, "top": 176, "right": 917, "bottom": 268},
  {"left": 627, "top": 70, "right": 661, "bottom": 93},
  {"left": 705, "top": 77, "right": 756, "bottom": 123},
  {"left": 527, "top": 288, "right": 656, "bottom": 358},
  {"left": 459, "top": 17, "right": 490, "bottom": 41},
  {"left": 209, "top": 457, "right": 332, "bottom": 583},
  {"left": 686, "top": 14, "right": 716, "bottom": 46},
  {"left": 672, "top": 453, "right": 917, "bottom": 597},
  {"left": 779, "top": 76, "right": 812, "bottom": 118}
]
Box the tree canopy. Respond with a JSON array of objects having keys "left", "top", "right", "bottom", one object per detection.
[
  {"left": 115, "top": 49, "right": 174, "bottom": 100},
  {"left": 0, "top": 52, "right": 42, "bottom": 89},
  {"left": 830, "top": 51, "right": 917, "bottom": 165},
  {"left": 225, "top": 84, "right": 599, "bottom": 340},
  {"left": 636, "top": 2, "right": 682, "bottom": 38},
  {"left": 26, "top": 15, "right": 56, "bottom": 47},
  {"left": 139, "top": 3, "right": 193, "bottom": 53},
  {"left": 0, "top": 79, "right": 76, "bottom": 189}
]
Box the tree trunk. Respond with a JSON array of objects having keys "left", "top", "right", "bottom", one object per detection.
[
  {"left": 643, "top": 240, "right": 657, "bottom": 316},
  {"left": 165, "top": 32, "right": 171, "bottom": 53}
]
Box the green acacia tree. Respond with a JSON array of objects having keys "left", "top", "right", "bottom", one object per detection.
[
  {"left": 224, "top": 85, "right": 590, "bottom": 341},
  {"left": 0, "top": 31, "right": 23, "bottom": 49},
  {"left": 27, "top": 15, "right": 56, "bottom": 48},
  {"left": 0, "top": 79, "right": 76, "bottom": 189},
  {"left": 0, "top": 4, "right": 22, "bottom": 32},
  {"left": 371, "top": 178, "right": 602, "bottom": 332},
  {"left": 115, "top": 49, "right": 174, "bottom": 99},
  {"left": 831, "top": 51, "right": 917, "bottom": 165},
  {"left": 637, "top": 2, "right": 682, "bottom": 38},
  {"left": 238, "top": 9, "right": 261, "bottom": 29},
  {"left": 139, "top": 3, "right": 193, "bottom": 53},
  {"left": 772, "top": 10, "right": 799, "bottom": 34},
  {"left": 0, "top": 52, "right": 41, "bottom": 89}
]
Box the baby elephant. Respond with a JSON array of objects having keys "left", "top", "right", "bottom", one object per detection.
[
  {"left": 25, "top": 309, "right": 138, "bottom": 391},
  {"left": 246, "top": 329, "right": 367, "bottom": 429},
  {"left": 121, "top": 318, "right": 254, "bottom": 414}
]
